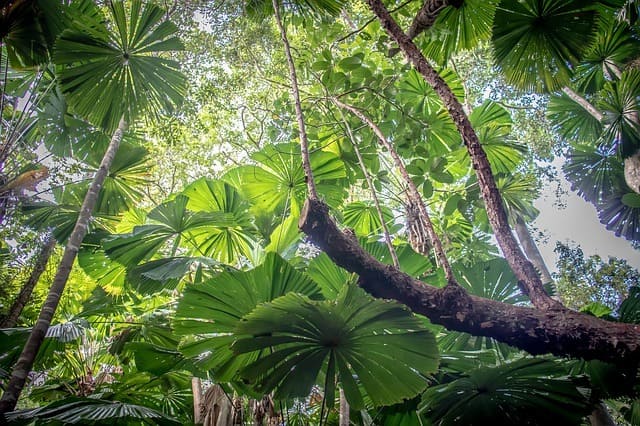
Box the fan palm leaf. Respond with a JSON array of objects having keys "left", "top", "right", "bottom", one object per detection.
[
  {"left": 232, "top": 285, "right": 439, "bottom": 409},
  {"left": 492, "top": 0, "right": 599, "bottom": 92},
  {"left": 54, "top": 0, "right": 186, "bottom": 132}
]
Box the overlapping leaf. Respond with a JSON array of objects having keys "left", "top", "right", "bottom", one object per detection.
[{"left": 233, "top": 285, "right": 438, "bottom": 409}]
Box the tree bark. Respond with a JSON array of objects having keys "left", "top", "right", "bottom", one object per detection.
[
  {"left": 365, "top": 0, "right": 559, "bottom": 311},
  {"left": 1, "top": 235, "right": 56, "bottom": 328},
  {"left": 339, "top": 388, "right": 349, "bottom": 426},
  {"left": 299, "top": 198, "right": 640, "bottom": 365},
  {"left": 192, "top": 377, "right": 203, "bottom": 425},
  {"left": 388, "top": 0, "right": 449, "bottom": 56},
  {"left": 0, "top": 117, "right": 127, "bottom": 414},
  {"left": 514, "top": 217, "right": 553, "bottom": 285},
  {"left": 588, "top": 402, "right": 616, "bottom": 426},
  {"left": 561, "top": 87, "right": 604, "bottom": 122}
]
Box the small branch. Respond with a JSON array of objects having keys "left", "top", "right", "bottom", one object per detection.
[
  {"left": 332, "top": 97, "right": 456, "bottom": 285},
  {"left": 337, "top": 108, "right": 400, "bottom": 268},
  {"left": 272, "top": 0, "right": 318, "bottom": 199}
]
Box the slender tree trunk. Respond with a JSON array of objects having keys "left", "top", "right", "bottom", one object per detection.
[
  {"left": 0, "top": 118, "right": 127, "bottom": 414},
  {"left": 588, "top": 402, "right": 616, "bottom": 426},
  {"left": 1, "top": 235, "right": 56, "bottom": 328},
  {"left": 339, "top": 388, "right": 349, "bottom": 426},
  {"left": 192, "top": 377, "right": 203, "bottom": 425},
  {"left": 272, "top": 0, "right": 318, "bottom": 200},
  {"left": 514, "top": 217, "right": 553, "bottom": 285},
  {"left": 339, "top": 110, "right": 399, "bottom": 267},
  {"left": 333, "top": 98, "right": 456, "bottom": 285},
  {"left": 365, "top": 0, "right": 559, "bottom": 310},
  {"left": 561, "top": 87, "right": 603, "bottom": 122}
]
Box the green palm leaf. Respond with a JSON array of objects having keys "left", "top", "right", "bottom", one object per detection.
[
  {"left": 174, "top": 253, "right": 322, "bottom": 381},
  {"left": 342, "top": 201, "right": 394, "bottom": 237},
  {"left": 492, "top": 0, "right": 598, "bottom": 92},
  {"left": 181, "top": 178, "right": 258, "bottom": 263},
  {"left": 223, "top": 143, "right": 346, "bottom": 214},
  {"left": 86, "top": 141, "right": 151, "bottom": 216},
  {"left": 103, "top": 195, "right": 232, "bottom": 266},
  {"left": 496, "top": 173, "right": 540, "bottom": 222},
  {"left": 548, "top": 92, "right": 604, "bottom": 143},
  {"left": 245, "top": 0, "right": 347, "bottom": 19},
  {"left": 564, "top": 144, "right": 623, "bottom": 204},
  {"left": 574, "top": 17, "right": 639, "bottom": 93},
  {"left": 419, "top": 358, "right": 591, "bottom": 425},
  {"left": 597, "top": 69, "right": 640, "bottom": 157},
  {"left": 233, "top": 285, "right": 439, "bottom": 409},
  {"left": 420, "top": 0, "right": 498, "bottom": 65},
  {"left": 54, "top": 0, "right": 186, "bottom": 132},
  {"left": 5, "top": 397, "right": 181, "bottom": 425}
]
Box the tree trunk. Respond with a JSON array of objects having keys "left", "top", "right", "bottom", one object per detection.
[
  {"left": 339, "top": 388, "right": 349, "bottom": 426},
  {"left": 514, "top": 217, "right": 553, "bottom": 285},
  {"left": 388, "top": 0, "right": 449, "bottom": 56},
  {"left": 0, "top": 118, "right": 127, "bottom": 414},
  {"left": 365, "top": 0, "right": 559, "bottom": 310},
  {"left": 192, "top": 377, "right": 203, "bottom": 425},
  {"left": 588, "top": 402, "right": 616, "bottom": 426},
  {"left": 624, "top": 150, "right": 640, "bottom": 194},
  {"left": 1, "top": 235, "right": 56, "bottom": 328},
  {"left": 561, "top": 87, "right": 603, "bottom": 122}
]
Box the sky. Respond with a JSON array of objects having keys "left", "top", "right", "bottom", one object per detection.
[{"left": 533, "top": 162, "right": 640, "bottom": 272}]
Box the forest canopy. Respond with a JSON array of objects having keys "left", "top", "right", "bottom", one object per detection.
[{"left": 0, "top": 0, "right": 639, "bottom": 425}]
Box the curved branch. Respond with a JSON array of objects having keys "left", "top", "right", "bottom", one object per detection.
[
  {"left": 365, "top": 0, "right": 560, "bottom": 310},
  {"left": 299, "top": 198, "right": 640, "bottom": 365}
]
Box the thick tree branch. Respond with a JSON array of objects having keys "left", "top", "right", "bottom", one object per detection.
[
  {"left": 365, "top": 0, "right": 560, "bottom": 310},
  {"left": 388, "top": 0, "right": 450, "bottom": 56},
  {"left": 299, "top": 198, "right": 640, "bottom": 365}
]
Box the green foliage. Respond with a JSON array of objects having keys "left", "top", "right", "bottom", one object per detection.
[
  {"left": 419, "top": 358, "right": 592, "bottom": 425},
  {"left": 554, "top": 242, "right": 639, "bottom": 310},
  {"left": 233, "top": 285, "right": 439, "bottom": 409},
  {"left": 54, "top": 0, "right": 186, "bottom": 132}
]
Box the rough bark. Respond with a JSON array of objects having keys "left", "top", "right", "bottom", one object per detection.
[
  {"left": 406, "top": 0, "right": 450, "bottom": 40},
  {"left": 388, "top": 0, "right": 449, "bottom": 56},
  {"left": 272, "top": 0, "right": 318, "bottom": 199},
  {"left": 365, "top": 0, "right": 560, "bottom": 311},
  {"left": 299, "top": 198, "right": 640, "bottom": 365},
  {"left": 1, "top": 235, "right": 56, "bottom": 328},
  {"left": 514, "top": 217, "right": 553, "bottom": 285},
  {"left": 339, "top": 388, "right": 349, "bottom": 426},
  {"left": 588, "top": 402, "right": 617, "bottom": 426},
  {"left": 624, "top": 151, "right": 640, "bottom": 194},
  {"left": 0, "top": 118, "right": 127, "bottom": 414}
]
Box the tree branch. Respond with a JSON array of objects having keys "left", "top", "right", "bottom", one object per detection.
[
  {"left": 299, "top": 198, "right": 640, "bottom": 365},
  {"left": 365, "top": 0, "right": 560, "bottom": 310}
]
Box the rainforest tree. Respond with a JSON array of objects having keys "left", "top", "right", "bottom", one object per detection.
[{"left": 1, "top": 0, "right": 639, "bottom": 425}]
